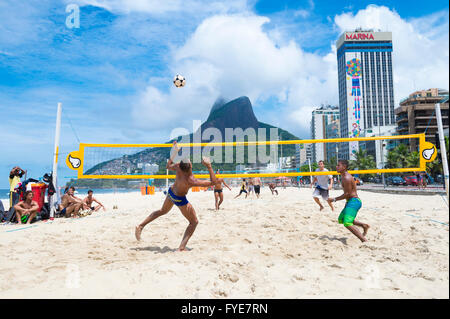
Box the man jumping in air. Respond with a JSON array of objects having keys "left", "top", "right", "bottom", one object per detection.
[
  {"left": 327, "top": 160, "right": 370, "bottom": 242},
  {"left": 135, "top": 141, "right": 219, "bottom": 251}
]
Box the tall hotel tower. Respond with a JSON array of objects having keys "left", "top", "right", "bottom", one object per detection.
[{"left": 336, "top": 29, "right": 395, "bottom": 160}]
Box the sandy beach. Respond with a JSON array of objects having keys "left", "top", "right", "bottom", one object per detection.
[{"left": 0, "top": 187, "right": 448, "bottom": 299}]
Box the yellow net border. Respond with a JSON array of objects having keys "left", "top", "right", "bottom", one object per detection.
[{"left": 66, "top": 133, "right": 437, "bottom": 179}]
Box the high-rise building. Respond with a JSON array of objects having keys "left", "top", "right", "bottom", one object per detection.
[
  {"left": 325, "top": 119, "right": 340, "bottom": 161},
  {"left": 310, "top": 105, "right": 339, "bottom": 163},
  {"left": 395, "top": 88, "right": 449, "bottom": 152},
  {"left": 295, "top": 143, "right": 312, "bottom": 167},
  {"left": 336, "top": 29, "right": 396, "bottom": 160}
]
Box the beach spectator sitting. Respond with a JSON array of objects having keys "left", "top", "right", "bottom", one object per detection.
[
  {"left": 14, "top": 190, "right": 39, "bottom": 224},
  {"left": 9, "top": 166, "right": 26, "bottom": 208},
  {"left": 59, "top": 186, "right": 83, "bottom": 218},
  {"left": 83, "top": 190, "right": 105, "bottom": 212}
]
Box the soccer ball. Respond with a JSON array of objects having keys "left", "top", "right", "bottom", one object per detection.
[{"left": 173, "top": 74, "right": 185, "bottom": 88}]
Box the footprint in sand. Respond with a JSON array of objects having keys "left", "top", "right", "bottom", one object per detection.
[
  {"left": 292, "top": 274, "right": 305, "bottom": 281},
  {"left": 329, "top": 264, "right": 342, "bottom": 269}
]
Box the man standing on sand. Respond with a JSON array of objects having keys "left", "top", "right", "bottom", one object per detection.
[
  {"left": 234, "top": 179, "right": 248, "bottom": 199},
  {"left": 83, "top": 190, "right": 106, "bottom": 212},
  {"left": 268, "top": 182, "right": 278, "bottom": 195},
  {"left": 253, "top": 177, "right": 262, "bottom": 198},
  {"left": 247, "top": 178, "right": 254, "bottom": 197},
  {"left": 213, "top": 170, "right": 231, "bottom": 211},
  {"left": 327, "top": 160, "right": 370, "bottom": 243},
  {"left": 9, "top": 166, "right": 26, "bottom": 208},
  {"left": 14, "top": 190, "right": 39, "bottom": 224},
  {"left": 311, "top": 160, "right": 334, "bottom": 211},
  {"left": 135, "top": 141, "right": 219, "bottom": 251}
]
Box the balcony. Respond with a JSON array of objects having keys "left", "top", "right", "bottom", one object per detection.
[{"left": 396, "top": 117, "right": 408, "bottom": 123}]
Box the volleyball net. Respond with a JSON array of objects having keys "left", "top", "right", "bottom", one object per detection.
[{"left": 65, "top": 133, "right": 437, "bottom": 179}]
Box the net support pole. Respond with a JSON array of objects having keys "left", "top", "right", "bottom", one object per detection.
[
  {"left": 166, "top": 159, "right": 169, "bottom": 190},
  {"left": 308, "top": 158, "right": 313, "bottom": 184},
  {"left": 50, "top": 102, "right": 62, "bottom": 218},
  {"left": 435, "top": 103, "right": 449, "bottom": 201}
]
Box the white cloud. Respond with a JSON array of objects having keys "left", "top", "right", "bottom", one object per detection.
[
  {"left": 133, "top": 5, "right": 448, "bottom": 139},
  {"left": 71, "top": 0, "right": 249, "bottom": 15},
  {"left": 132, "top": 14, "right": 337, "bottom": 137}
]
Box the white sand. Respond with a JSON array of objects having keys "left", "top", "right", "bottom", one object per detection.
[{"left": 0, "top": 187, "right": 448, "bottom": 298}]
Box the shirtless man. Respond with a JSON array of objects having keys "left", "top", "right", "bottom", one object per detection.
[
  {"left": 213, "top": 170, "right": 231, "bottom": 210},
  {"left": 14, "top": 190, "right": 39, "bottom": 224},
  {"left": 327, "top": 160, "right": 370, "bottom": 243},
  {"left": 59, "top": 186, "right": 83, "bottom": 218},
  {"left": 268, "top": 182, "right": 278, "bottom": 195},
  {"left": 253, "top": 177, "right": 262, "bottom": 198},
  {"left": 247, "top": 178, "right": 254, "bottom": 197},
  {"left": 135, "top": 141, "right": 219, "bottom": 251},
  {"left": 83, "top": 190, "right": 105, "bottom": 212}
]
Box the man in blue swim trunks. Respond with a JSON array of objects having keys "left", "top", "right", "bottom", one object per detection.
[
  {"left": 327, "top": 159, "right": 370, "bottom": 243},
  {"left": 135, "top": 141, "right": 219, "bottom": 251}
]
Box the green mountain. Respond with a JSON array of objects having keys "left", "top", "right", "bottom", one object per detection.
[{"left": 69, "top": 96, "right": 300, "bottom": 187}]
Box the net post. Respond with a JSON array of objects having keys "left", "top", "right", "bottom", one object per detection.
[
  {"left": 435, "top": 103, "right": 449, "bottom": 201},
  {"left": 50, "top": 102, "right": 62, "bottom": 219}
]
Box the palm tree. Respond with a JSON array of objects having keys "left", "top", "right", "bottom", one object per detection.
[
  {"left": 349, "top": 149, "right": 376, "bottom": 181},
  {"left": 406, "top": 151, "right": 419, "bottom": 168},
  {"left": 326, "top": 157, "right": 337, "bottom": 171},
  {"left": 386, "top": 144, "right": 410, "bottom": 172}
]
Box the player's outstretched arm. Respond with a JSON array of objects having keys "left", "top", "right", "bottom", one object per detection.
[{"left": 201, "top": 157, "right": 218, "bottom": 184}]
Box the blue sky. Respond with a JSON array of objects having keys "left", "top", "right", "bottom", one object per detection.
[{"left": 0, "top": 0, "right": 448, "bottom": 188}]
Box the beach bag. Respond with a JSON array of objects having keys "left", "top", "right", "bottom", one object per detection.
[
  {"left": 39, "top": 203, "right": 50, "bottom": 220},
  {"left": 43, "top": 173, "right": 56, "bottom": 196},
  {"left": 5, "top": 207, "right": 17, "bottom": 223}
]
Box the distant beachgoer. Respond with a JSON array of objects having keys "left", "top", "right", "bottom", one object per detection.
[
  {"left": 9, "top": 166, "right": 26, "bottom": 208},
  {"left": 135, "top": 141, "right": 218, "bottom": 251},
  {"left": 311, "top": 160, "right": 334, "bottom": 211},
  {"left": 213, "top": 170, "right": 231, "bottom": 210},
  {"left": 421, "top": 172, "right": 428, "bottom": 189},
  {"left": 268, "top": 183, "right": 278, "bottom": 195},
  {"left": 247, "top": 179, "right": 254, "bottom": 197},
  {"left": 234, "top": 179, "right": 248, "bottom": 199},
  {"left": 83, "top": 190, "right": 105, "bottom": 212},
  {"left": 59, "top": 186, "right": 83, "bottom": 218},
  {"left": 13, "top": 190, "right": 38, "bottom": 224},
  {"left": 327, "top": 160, "right": 370, "bottom": 243},
  {"left": 253, "top": 177, "right": 262, "bottom": 198}
]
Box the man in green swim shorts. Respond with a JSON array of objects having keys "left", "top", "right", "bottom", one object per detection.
[{"left": 327, "top": 159, "right": 370, "bottom": 242}]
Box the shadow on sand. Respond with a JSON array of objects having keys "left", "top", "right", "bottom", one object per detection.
[
  {"left": 319, "top": 235, "right": 348, "bottom": 245},
  {"left": 130, "top": 246, "right": 193, "bottom": 253}
]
